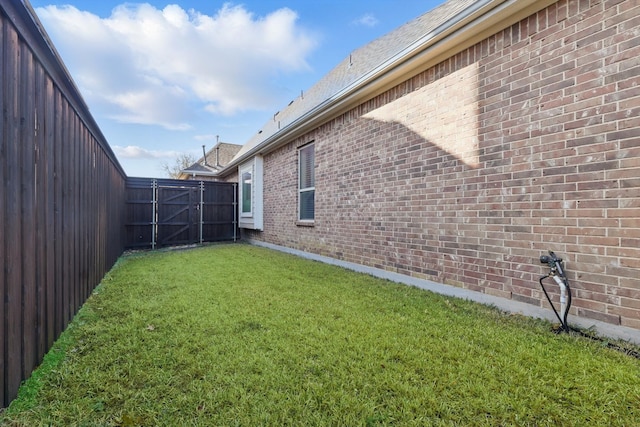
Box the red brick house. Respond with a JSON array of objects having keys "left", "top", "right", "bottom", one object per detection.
[{"left": 217, "top": 0, "right": 640, "bottom": 339}]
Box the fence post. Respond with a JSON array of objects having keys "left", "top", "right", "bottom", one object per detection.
[
  {"left": 233, "top": 183, "right": 237, "bottom": 242},
  {"left": 199, "top": 181, "right": 204, "bottom": 244},
  {"left": 151, "top": 179, "right": 157, "bottom": 250}
]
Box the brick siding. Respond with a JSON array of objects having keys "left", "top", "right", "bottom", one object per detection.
[{"left": 243, "top": 0, "right": 640, "bottom": 329}]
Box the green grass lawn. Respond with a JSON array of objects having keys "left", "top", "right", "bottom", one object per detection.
[{"left": 2, "top": 244, "right": 640, "bottom": 426}]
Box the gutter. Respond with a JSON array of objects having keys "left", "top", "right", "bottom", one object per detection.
[
  {"left": 219, "top": 0, "right": 556, "bottom": 177},
  {"left": 178, "top": 169, "right": 220, "bottom": 178}
]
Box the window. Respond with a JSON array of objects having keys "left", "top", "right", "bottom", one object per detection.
[
  {"left": 240, "top": 165, "right": 252, "bottom": 216},
  {"left": 298, "top": 143, "right": 315, "bottom": 221},
  {"left": 238, "top": 156, "right": 263, "bottom": 230}
]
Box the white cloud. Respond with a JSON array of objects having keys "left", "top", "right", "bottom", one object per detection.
[
  {"left": 35, "top": 3, "right": 317, "bottom": 129},
  {"left": 113, "top": 145, "right": 182, "bottom": 159},
  {"left": 352, "top": 13, "right": 379, "bottom": 27}
]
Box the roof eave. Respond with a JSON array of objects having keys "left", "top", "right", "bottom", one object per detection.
[{"left": 218, "top": 0, "right": 555, "bottom": 177}]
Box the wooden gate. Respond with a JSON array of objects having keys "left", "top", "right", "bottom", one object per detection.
[
  {"left": 125, "top": 178, "right": 237, "bottom": 249},
  {"left": 157, "top": 185, "right": 200, "bottom": 246}
]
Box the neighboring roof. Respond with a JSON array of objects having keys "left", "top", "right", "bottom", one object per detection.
[
  {"left": 180, "top": 142, "right": 242, "bottom": 178},
  {"left": 201, "top": 142, "right": 242, "bottom": 168},
  {"left": 221, "top": 0, "right": 554, "bottom": 176},
  {"left": 182, "top": 162, "right": 216, "bottom": 174}
]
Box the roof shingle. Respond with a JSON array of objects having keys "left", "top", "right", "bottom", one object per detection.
[{"left": 233, "top": 0, "right": 477, "bottom": 161}]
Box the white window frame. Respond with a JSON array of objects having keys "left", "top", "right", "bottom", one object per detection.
[
  {"left": 298, "top": 143, "right": 315, "bottom": 222},
  {"left": 240, "top": 164, "right": 253, "bottom": 218},
  {"left": 238, "top": 156, "right": 263, "bottom": 231}
]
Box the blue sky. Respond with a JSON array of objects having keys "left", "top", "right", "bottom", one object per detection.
[{"left": 29, "top": 1, "right": 443, "bottom": 177}]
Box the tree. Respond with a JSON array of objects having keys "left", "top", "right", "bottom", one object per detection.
[{"left": 161, "top": 152, "right": 197, "bottom": 179}]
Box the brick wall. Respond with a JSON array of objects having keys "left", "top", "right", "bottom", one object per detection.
[{"left": 244, "top": 0, "right": 640, "bottom": 329}]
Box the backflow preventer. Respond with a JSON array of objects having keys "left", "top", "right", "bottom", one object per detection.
[{"left": 538, "top": 250, "right": 571, "bottom": 333}]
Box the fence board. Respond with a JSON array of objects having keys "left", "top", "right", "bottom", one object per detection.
[
  {"left": 4, "top": 13, "right": 23, "bottom": 403},
  {"left": 61, "top": 101, "right": 70, "bottom": 330},
  {"left": 35, "top": 60, "right": 47, "bottom": 363},
  {"left": 53, "top": 87, "right": 63, "bottom": 342},
  {"left": 0, "top": 13, "right": 5, "bottom": 408},
  {"left": 21, "top": 41, "right": 37, "bottom": 382},
  {"left": 44, "top": 76, "right": 54, "bottom": 348}
]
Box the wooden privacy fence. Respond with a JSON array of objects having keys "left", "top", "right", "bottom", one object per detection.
[
  {"left": 0, "top": 1, "right": 127, "bottom": 407},
  {"left": 125, "top": 178, "right": 238, "bottom": 249},
  {"left": 1, "top": 1, "right": 243, "bottom": 409}
]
